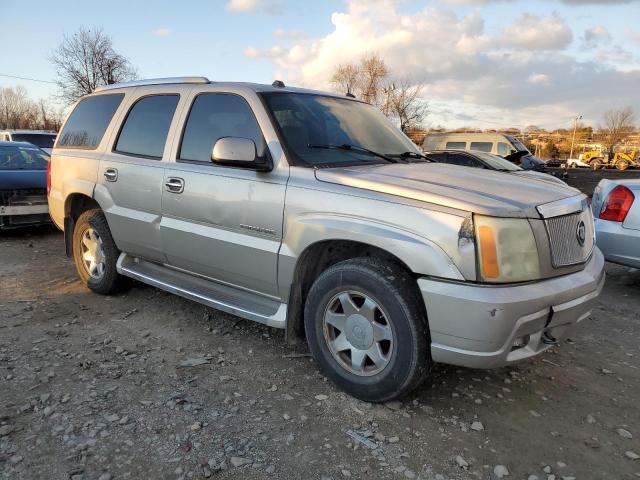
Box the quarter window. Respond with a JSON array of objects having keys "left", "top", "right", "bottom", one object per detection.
[
  {"left": 445, "top": 141, "right": 466, "bottom": 149},
  {"left": 470, "top": 142, "right": 493, "bottom": 153},
  {"left": 58, "top": 94, "right": 124, "bottom": 149},
  {"left": 115, "top": 95, "right": 179, "bottom": 159},
  {"left": 179, "top": 93, "right": 267, "bottom": 163}
]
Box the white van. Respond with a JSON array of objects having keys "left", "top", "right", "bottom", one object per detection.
[{"left": 422, "top": 132, "right": 546, "bottom": 170}]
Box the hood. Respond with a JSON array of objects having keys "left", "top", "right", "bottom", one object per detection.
[
  {"left": 0, "top": 170, "right": 46, "bottom": 190},
  {"left": 510, "top": 170, "right": 567, "bottom": 187},
  {"left": 315, "top": 163, "right": 581, "bottom": 218}
]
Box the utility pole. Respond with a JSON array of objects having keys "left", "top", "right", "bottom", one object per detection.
[{"left": 569, "top": 115, "right": 582, "bottom": 160}]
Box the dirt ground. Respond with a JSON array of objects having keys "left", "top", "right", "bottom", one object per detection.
[{"left": 1, "top": 227, "right": 639, "bottom": 480}]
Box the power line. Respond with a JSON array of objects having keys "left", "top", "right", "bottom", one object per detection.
[{"left": 0, "top": 74, "right": 56, "bottom": 84}]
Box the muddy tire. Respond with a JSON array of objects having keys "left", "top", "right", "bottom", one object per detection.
[
  {"left": 304, "top": 258, "right": 432, "bottom": 402},
  {"left": 590, "top": 159, "right": 602, "bottom": 170},
  {"left": 72, "top": 209, "right": 128, "bottom": 295}
]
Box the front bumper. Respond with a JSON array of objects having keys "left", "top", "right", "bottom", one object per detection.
[
  {"left": 419, "top": 248, "right": 605, "bottom": 369},
  {"left": 594, "top": 218, "right": 640, "bottom": 269}
]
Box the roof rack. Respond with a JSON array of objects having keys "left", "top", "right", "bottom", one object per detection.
[{"left": 94, "top": 77, "right": 210, "bottom": 92}]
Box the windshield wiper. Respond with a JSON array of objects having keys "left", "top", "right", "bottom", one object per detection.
[
  {"left": 392, "top": 151, "right": 434, "bottom": 163},
  {"left": 307, "top": 143, "right": 399, "bottom": 164}
]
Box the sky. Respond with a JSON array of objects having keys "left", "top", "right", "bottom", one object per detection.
[{"left": 1, "top": 0, "right": 639, "bottom": 130}]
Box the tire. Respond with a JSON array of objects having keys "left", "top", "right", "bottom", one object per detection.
[
  {"left": 616, "top": 160, "right": 629, "bottom": 171},
  {"left": 72, "top": 208, "right": 128, "bottom": 295},
  {"left": 590, "top": 159, "right": 602, "bottom": 171},
  {"left": 304, "top": 258, "right": 432, "bottom": 402}
]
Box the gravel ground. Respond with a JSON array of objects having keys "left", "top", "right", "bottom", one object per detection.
[{"left": 1, "top": 227, "right": 639, "bottom": 480}]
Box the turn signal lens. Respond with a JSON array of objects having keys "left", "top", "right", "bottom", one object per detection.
[
  {"left": 478, "top": 225, "right": 499, "bottom": 279},
  {"left": 599, "top": 185, "right": 634, "bottom": 222}
]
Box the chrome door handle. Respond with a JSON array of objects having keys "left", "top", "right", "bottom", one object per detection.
[
  {"left": 104, "top": 168, "right": 118, "bottom": 182},
  {"left": 165, "top": 177, "right": 184, "bottom": 194}
]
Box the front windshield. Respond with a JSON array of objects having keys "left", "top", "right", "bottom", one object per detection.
[
  {"left": 262, "top": 93, "right": 418, "bottom": 167},
  {"left": 11, "top": 133, "right": 57, "bottom": 149},
  {"left": 472, "top": 151, "right": 522, "bottom": 171},
  {"left": 0, "top": 145, "right": 49, "bottom": 170},
  {"left": 505, "top": 135, "right": 531, "bottom": 155}
]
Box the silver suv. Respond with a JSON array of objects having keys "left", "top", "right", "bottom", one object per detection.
[{"left": 48, "top": 77, "right": 605, "bottom": 402}]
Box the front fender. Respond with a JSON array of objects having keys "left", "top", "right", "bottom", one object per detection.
[{"left": 278, "top": 211, "right": 469, "bottom": 299}]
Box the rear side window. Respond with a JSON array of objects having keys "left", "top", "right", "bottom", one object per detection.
[
  {"left": 58, "top": 94, "right": 124, "bottom": 149},
  {"left": 445, "top": 141, "right": 466, "bottom": 149},
  {"left": 470, "top": 142, "right": 493, "bottom": 152},
  {"left": 179, "top": 93, "right": 267, "bottom": 163},
  {"left": 447, "top": 153, "right": 482, "bottom": 168},
  {"left": 115, "top": 95, "right": 179, "bottom": 159}
]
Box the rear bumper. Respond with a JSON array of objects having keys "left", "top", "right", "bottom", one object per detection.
[
  {"left": 594, "top": 218, "right": 640, "bottom": 269},
  {"left": 418, "top": 248, "right": 605, "bottom": 369}
]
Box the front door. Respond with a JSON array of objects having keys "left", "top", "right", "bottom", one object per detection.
[{"left": 160, "top": 92, "right": 286, "bottom": 297}]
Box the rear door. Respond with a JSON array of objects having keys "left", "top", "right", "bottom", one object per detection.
[
  {"left": 160, "top": 91, "right": 287, "bottom": 297},
  {"left": 95, "top": 90, "right": 182, "bottom": 263}
]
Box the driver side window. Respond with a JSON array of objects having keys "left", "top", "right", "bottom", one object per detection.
[{"left": 179, "top": 93, "right": 267, "bottom": 164}]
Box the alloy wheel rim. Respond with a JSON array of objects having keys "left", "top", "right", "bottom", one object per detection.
[
  {"left": 322, "top": 290, "right": 394, "bottom": 377},
  {"left": 81, "top": 227, "right": 106, "bottom": 279}
]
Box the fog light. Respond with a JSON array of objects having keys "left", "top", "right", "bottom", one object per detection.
[{"left": 511, "top": 335, "right": 530, "bottom": 351}]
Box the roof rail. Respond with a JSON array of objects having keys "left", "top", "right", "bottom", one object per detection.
[{"left": 94, "top": 76, "right": 210, "bottom": 92}]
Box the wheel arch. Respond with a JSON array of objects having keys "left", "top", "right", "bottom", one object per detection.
[
  {"left": 63, "top": 192, "right": 101, "bottom": 257},
  {"left": 284, "top": 238, "right": 422, "bottom": 344}
]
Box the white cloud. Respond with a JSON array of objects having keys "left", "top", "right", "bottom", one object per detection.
[
  {"left": 501, "top": 13, "right": 572, "bottom": 50},
  {"left": 528, "top": 73, "right": 551, "bottom": 85},
  {"left": 443, "top": 0, "right": 638, "bottom": 3},
  {"left": 583, "top": 25, "right": 611, "bottom": 48},
  {"left": 152, "top": 28, "right": 170, "bottom": 37},
  {"left": 225, "top": 0, "right": 281, "bottom": 14},
  {"left": 244, "top": 1, "right": 640, "bottom": 128}
]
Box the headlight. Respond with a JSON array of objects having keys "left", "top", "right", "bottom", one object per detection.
[{"left": 474, "top": 215, "right": 540, "bottom": 283}]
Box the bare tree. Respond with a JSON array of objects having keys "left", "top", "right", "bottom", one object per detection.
[
  {"left": 382, "top": 80, "right": 428, "bottom": 132},
  {"left": 0, "top": 86, "right": 64, "bottom": 130},
  {"left": 51, "top": 27, "right": 137, "bottom": 104},
  {"left": 330, "top": 62, "right": 361, "bottom": 96},
  {"left": 0, "top": 86, "right": 38, "bottom": 129},
  {"left": 359, "top": 53, "right": 388, "bottom": 106},
  {"left": 600, "top": 106, "right": 635, "bottom": 148}
]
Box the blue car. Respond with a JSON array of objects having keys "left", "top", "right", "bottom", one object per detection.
[{"left": 0, "top": 141, "right": 51, "bottom": 230}]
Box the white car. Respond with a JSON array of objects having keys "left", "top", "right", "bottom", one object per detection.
[{"left": 592, "top": 179, "right": 640, "bottom": 268}]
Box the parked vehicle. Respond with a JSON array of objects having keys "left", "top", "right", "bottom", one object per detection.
[
  {"left": 0, "top": 130, "right": 57, "bottom": 155},
  {"left": 571, "top": 147, "right": 638, "bottom": 171},
  {"left": 49, "top": 77, "right": 605, "bottom": 402},
  {"left": 422, "top": 132, "right": 547, "bottom": 171},
  {"left": 424, "top": 149, "right": 566, "bottom": 185},
  {"left": 591, "top": 178, "right": 640, "bottom": 268},
  {"left": 0, "top": 141, "right": 51, "bottom": 230}
]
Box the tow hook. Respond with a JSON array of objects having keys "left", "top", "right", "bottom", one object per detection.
[{"left": 542, "top": 331, "right": 558, "bottom": 346}]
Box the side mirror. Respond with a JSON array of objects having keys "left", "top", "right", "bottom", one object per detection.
[{"left": 211, "top": 137, "right": 271, "bottom": 171}]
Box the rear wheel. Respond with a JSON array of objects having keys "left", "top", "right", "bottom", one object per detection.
[
  {"left": 616, "top": 159, "right": 629, "bottom": 171},
  {"left": 304, "top": 258, "right": 431, "bottom": 402},
  {"left": 590, "top": 158, "right": 602, "bottom": 170},
  {"left": 72, "top": 209, "right": 128, "bottom": 294}
]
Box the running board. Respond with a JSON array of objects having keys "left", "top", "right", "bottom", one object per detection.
[{"left": 116, "top": 254, "right": 286, "bottom": 329}]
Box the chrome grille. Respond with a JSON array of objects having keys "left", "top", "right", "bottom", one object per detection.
[{"left": 544, "top": 209, "right": 595, "bottom": 267}]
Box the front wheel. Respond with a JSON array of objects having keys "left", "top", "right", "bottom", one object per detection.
[
  {"left": 304, "top": 258, "right": 432, "bottom": 402},
  {"left": 590, "top": 159, "right": 602, "bottom": 170},
  {"left": 72, "top": 209, "right": 128, "bottom": 295}
]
